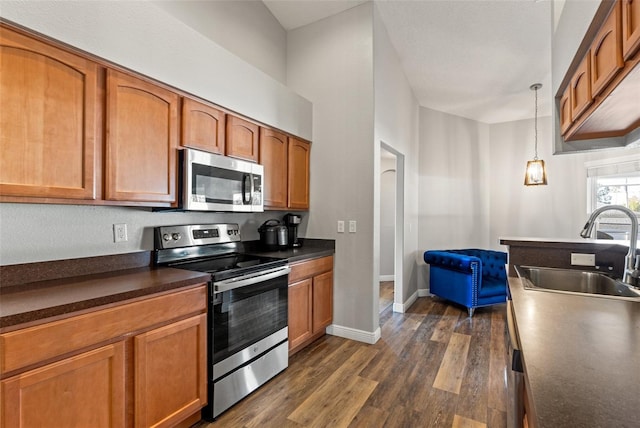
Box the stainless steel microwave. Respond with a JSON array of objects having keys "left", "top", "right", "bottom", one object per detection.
[{"left": 180, "top": 148, "right": 263, "bottom": 212}]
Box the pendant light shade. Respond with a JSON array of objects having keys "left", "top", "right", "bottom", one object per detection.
[
  {"left": 524, "top": 159, "right": 547, "bottom": 185},
  {"left": 524, "top": 83, "right": 547, "bottom": 186}
]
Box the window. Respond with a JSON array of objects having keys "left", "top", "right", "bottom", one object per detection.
[
  {"left": 586, "top": 155, "right": 640, "bottom": 240},
  {"left": 594, "top": 176, "right": 640, "bottom": 212}
]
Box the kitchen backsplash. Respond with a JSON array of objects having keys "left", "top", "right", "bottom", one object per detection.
[{"left": 0, "top": 203, "right": 308, "bottom": 266}]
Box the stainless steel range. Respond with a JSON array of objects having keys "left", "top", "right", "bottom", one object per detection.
[{"left": 154, "top": 223, "right": 290, "bottom": 419}]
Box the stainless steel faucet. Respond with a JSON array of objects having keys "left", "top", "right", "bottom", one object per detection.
[{"left": 580, "top": 205, "right": 639, "bottom": 286}]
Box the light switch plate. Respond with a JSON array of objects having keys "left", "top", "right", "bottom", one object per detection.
[
  {"left": 337, "top": 221, "right": 345, "bottom": 233},
  {"left": 571, "top": 253, "right": 595, "bottom": 266},
  {"left": 348, "top": 220, "right": 356, "bottom": 233}
]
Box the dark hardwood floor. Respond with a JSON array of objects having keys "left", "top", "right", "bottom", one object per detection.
[{"left": 203, "top": 297, "right": 508, "bottom": 428}]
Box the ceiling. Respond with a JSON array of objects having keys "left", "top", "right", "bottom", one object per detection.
[{"left": 263, "top": 0, "right": 553, "bottom": 124}]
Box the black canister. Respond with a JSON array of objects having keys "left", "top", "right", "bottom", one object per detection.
[{"left": 258, "top": 219, "right": 288, "bottom": 250}]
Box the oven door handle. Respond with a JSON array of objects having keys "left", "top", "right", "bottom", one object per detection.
[{"left": 214, "top": 266, "right": 290, "bottom": 293}]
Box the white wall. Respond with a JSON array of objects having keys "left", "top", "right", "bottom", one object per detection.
[
  {"left": 0, "top": 0, "right": 311, "bottom": 265},
  {"left": 287, "top": 3, "right": 377, "bottom": 338},
  {"left": 373, "top": 5, "right": 421, "bottom": 311},
  {"left": 489, "top": 117, "right": 640, "bottom": 244},
  {"left": 418, "top": 108, "right": 492, "bottom": 250},
  {"left": 153, "top": 0, "right": 287, "bottom": 84}
]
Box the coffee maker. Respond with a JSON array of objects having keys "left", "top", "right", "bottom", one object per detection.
[{"left": 283, "top": 213, "right": 302, "bottom": 247}]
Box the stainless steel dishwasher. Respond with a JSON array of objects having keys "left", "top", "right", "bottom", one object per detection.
[{"left": 506, "top": 299, "right": 525, "bottom": 428}]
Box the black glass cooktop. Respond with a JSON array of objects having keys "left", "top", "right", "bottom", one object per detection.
[{"left": 170, "top": 253, "right": 286, "bottom": 281}]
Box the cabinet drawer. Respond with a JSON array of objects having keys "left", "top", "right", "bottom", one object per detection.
[
  {"left": 289, "top": 256, "right": 333, "bottom": 284},
  {"left": 0, "top": 285, "right": 207, "bottom": 375}
]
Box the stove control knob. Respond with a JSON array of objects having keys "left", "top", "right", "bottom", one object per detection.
[
  {"left": 172, "top": 233, "right": 181, "bottom": 241},
  {"left": 163, "top": 233, "right": 171, "bottom": 241}
]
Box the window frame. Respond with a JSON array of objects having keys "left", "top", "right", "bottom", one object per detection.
[{"left": 585, "top": 154, "right": 640, "bottom": 240}]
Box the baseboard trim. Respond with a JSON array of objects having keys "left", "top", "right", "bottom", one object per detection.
[
  {"left": 379, "top": 275, "right": 395, "bottom": 282},
  {"left": 326, "top": 324, "right": 381, "bottom": 345},
  {"left": 417, "top": 288, "right": 431, "bottom": 297},
  {"left": 392, "top": 290, "right": 418, "bottom": 313}
]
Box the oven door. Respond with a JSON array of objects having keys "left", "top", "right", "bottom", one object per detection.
[
  {"left": 182, "top": 148, "right": 263, "bottom": 212},
  {"left": 211, "top": 266, "right": 289, "bottom": 368}
]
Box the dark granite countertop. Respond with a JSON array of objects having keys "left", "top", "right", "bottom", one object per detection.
[
  {"left": 508, "top": 276, "right": 640, "bottom": 427},
  {"left": 0, "top": 241, "right": 334, "bottom": 331},
  {"left": 0, "top": 266, "right": 210, "bottom": 331},
  {"left": 500, "top": 236, "right": 632, "bottom": 249},
  {"left": 243, "top": 238, "right": 335, "bottom": 263}
]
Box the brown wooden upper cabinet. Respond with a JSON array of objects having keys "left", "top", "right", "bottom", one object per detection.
[
  {"left": 105, "top": 70, "right": 179, "bottom": 204},
  {"left": 0, "top": 26, "right": 98, "bottom": 200},
  {"left": 259, "top": 127, "right": 288, "bottom": 208},
  {"left": 570, "top": 54, "right": 593, "bottom": 121},
  {"left": 590, "top": 1, "right": 624, "bottom": 97},
  {"left": 559, "top": 0, "right": 640, "bottom": 142},
  {"left": 226, "top": 115, "right": 259, "bottom": 162},
  {"left": 559, "top": 87, "right": 572, "bottom": 136},
  {"left": 288, "top": 137, "right": 311, "bottom": 210},
  {"left": 622, "top": 0, "right": 640, "bottom": 59},
  {"left": 181, "top": 97, "right": 226, "bottom": 155}
]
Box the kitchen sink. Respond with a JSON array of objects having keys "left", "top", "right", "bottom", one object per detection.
[{"left": 515, "top": 265, "right": 640, "bottom": 301}]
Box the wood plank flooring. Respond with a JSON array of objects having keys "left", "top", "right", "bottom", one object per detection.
[
  {"left": 201, "top": 297, "right": 508, "bottom": 428},
  {"left": 379, "top": 281, "right": 394, "bottom": 312}
]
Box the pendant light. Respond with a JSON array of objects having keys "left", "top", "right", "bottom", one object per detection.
[{"left": 524, "top": 83, "right": 547, "bottom": 186}]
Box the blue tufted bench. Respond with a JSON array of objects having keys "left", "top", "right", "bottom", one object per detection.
[{"left": 423, "top": 249, "right": 508, "bottom": 317}]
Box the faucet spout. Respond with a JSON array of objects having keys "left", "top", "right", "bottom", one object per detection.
[{"left": 580, "top": 205, "right": 638, "bottom": 286}]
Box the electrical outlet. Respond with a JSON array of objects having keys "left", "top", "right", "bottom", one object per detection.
[
  {"left": 113, "top": 224, "right": 128, "bottom": 243},
  {"left": 571, "top": 253, "right": 595, "bottom": 266},
  {"left": 337, "top": 221, "right": 345, "bottom": 233},
  {"left": 349, "top": 220, "right": 357, "bottom": 233}
]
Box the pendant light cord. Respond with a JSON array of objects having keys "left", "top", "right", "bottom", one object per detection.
[{"left": 534, "top": 85, "right": 539, "bottom": 161}]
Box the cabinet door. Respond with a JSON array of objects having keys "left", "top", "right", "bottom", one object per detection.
[
  {"left": 259, "top": 127, "right": 288, "bottom": 209},
  {"left": 288, "top": 279, "right": 313, "bottom": 352},
  {"left": 559, "top": 86, "right": 572, "bottom": 136},
  {"left": 287, "top": 137, "right": 310, "bottom": 209},
  {"left": 312, "top": 271, "right": 333, "bottom": 334},
  {"left": 105, "top": 69, "right": 178, "bottom": 204},
  {"left": 570, "top": 55, "right": 593, "bottom": 121},
  {"left": 0, "top": 26, "right": 98, "bottom": 200},
  {"left": 1, "top": 342, "right": 125, "bottom": 428},
  {"left": 134, "top": 313, "right": 207, "bottom": 428},
  {"left": 226, "top": 115, "right": 259, "bottom": 162},
  {"left": 182, "top": 97, "right": 225, "bottom": 154},
  {"left": 590, "top": 2, "right": 624, "bottom": 97},
  {"left": 622, "top": 0, "right": 640, "bottom": 60}
]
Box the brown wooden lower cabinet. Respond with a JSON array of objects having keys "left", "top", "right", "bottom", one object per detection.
[
  {"left": 0, "top": 285, "right": 208, "bottom": 428},
  {"left": 1, "top": 342, "right": 126, "bottom": 427},
  {"left": 288, "top": 256, "right": 334, "bottom": 355},
  {"left": 134, "top": 314, "right": 207, "bottom": 428}
]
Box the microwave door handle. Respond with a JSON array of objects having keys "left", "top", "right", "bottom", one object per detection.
[
  {"left": 250, "top": 173, "right": 255, "bottom": 204},
  {"left": 242, "top": 173, "right": 251, "bottom": 205}
]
